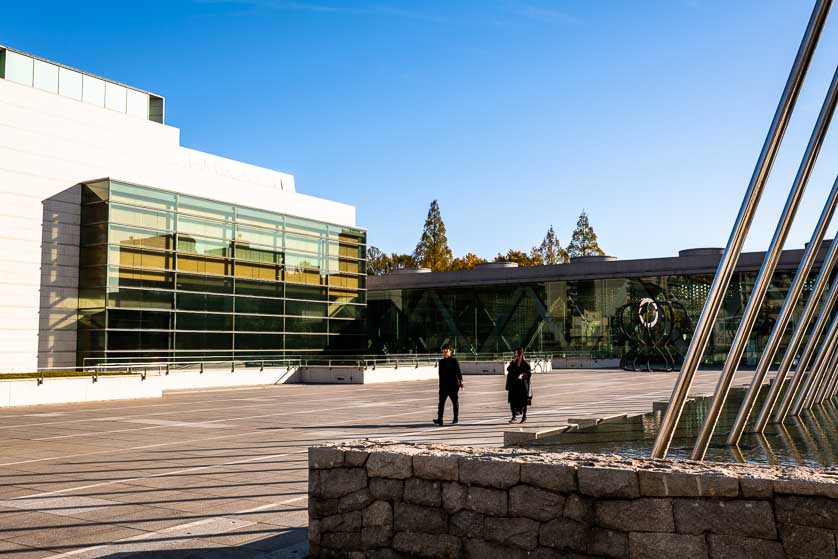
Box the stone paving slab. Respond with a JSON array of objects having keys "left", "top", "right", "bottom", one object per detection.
[{"left": 0, "top": 368, "right": 762, "bottom": 557}]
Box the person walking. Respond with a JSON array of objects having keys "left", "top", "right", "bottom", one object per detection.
[
  {"left": 433, "top": 343, "right": 464, "bottom": 425},
  {"left": 506, "top": 347, "right": 531, "bottom": 423}
]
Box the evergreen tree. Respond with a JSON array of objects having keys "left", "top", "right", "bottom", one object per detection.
[
  {"left": 531, "top": 225, "right": 569, "bottom": 265},
  {"left": 413, "top": 200, "right": 453, "bottom": 272},
  {"left": 366, "top": 246, "right": 387, "bottom": 276},
  {"left": 566, "top": 211, "right": 605, "bottom": 258},
  {"left": 451, "top": 252, "right": 487, "bottom": 271}
]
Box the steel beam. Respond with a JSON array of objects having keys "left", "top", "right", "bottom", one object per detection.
[
  {"left": 650, "top": 0, "right": 832, "bottom": 459},
  {"left": 692, "top": 64, "right": 838, "bottom": 458}
]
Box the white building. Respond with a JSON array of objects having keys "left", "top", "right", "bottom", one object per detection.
[{"left": 0, "top": 46, "right": 364, "bottom": 372}]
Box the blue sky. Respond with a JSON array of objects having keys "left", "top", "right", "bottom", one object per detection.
[{"left": 3, "top": 1, "right": 837, "bottom": 261}]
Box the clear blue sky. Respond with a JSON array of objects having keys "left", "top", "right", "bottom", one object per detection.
[{"left": 3, "top": 1, "right": 837, "bottom": 261}]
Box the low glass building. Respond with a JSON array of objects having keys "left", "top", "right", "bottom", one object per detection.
[
  {"left": 367, "top": 249, "right": 831, "bottom": 369},
  {"left": 77, "top": 179, "right": 367, "bottom": 365}
]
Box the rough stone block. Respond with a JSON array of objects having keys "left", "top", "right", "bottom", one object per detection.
[
  {"left": 463, "top": 537, "right": 528, "bottom": 559},
  {"left": 587, "top": 527, "right": 627, "bottom": 558},
  {"left": 442, "top": 482, "right": 467, "bottom": 513},
  {"left": 739, "top": 477, "right": 773, "bottom": 499},
  {"left": 578, "top": 466, "right": 639, "bottom": 498},
  {"left": 521, "top": 462, "right": 577, "bottom": 493},
  {"left": 638, "top": 470, "right": 738, "bottom": 498},
  {"left": 367, "top": 451, "right": 413, "bottom": 479},
  {"left": 563, "top": 494, "right": 593, "bottom": 525},
  {"left": 320, "top": 467, "right": 368, "bottom": 499},
  {"left": 780, "top": 524, "right": 835, "bottom": 559},
  {"left": 321, "top": 530, "right": 362, "bottom": 551},
  {"left": 466, "top": 486, "right": 508, "bottom": 516},
  {"left": 527, "top": 547, "right": 581, "bottom": 559},
  {"left": 310, "top": 498, "right": 339, "bottom": 519},
  {"left": 775, "top": 495, "right": 838, "bottom": 530},
  {"left": 345, "top": 449, "right": 370, "bottom": 467},
  {"left": 509, "top": 484, "right": 565, "bottom": 521},
  {"left": 393, "top": 531, "right": 461, "bottom": 559},
  {"left": 459, "top": 457, "right": 520, "bottom": 489},
  {"left": 309, "top": 469, "right": 322, "bottom": 498},
  {"left": 774, "top": 479, "right": 838, "bottom": 499},
  {"left": 367, "top": 550, "right": 409, "bottom": 559},
  {"left": 309, "top": 519, "right": 321, "bottom": 545},
  {"left": 674, "top": 499, "right": 776, "bottom": 539},
  {"left": 320, "top": 510, "right": 363, "bottom": 532},
  {"left": 310, "top": 446, "right": 345, "bottom": 469},
  {"left": 629, "top": 532, "right": 706, "bottom": 559},
  {"left": 539, "top": 518, "right": 588, "bottom": 552},
  {"left": 450, "top": 510, "right": 484, "bottom": 538},
  {"left": 362, "top": 526, "right": 394, "bottom": 548},
  {"left": 485, "top": 516, "right": 540, "bottom": 550},
  {"left": 370, "top": 478, "right": 404, "bottom": 501},
  {"left": 404, "top": 478, "right": 442, "bottom": 507},
  {"left": 413, "top": 454, "right": 459, "bottom": 481},
  {"left": 394, "top": 502, "right": 447, "bottom": 534},
  {"left": 707, "top": 535, "right": 785, "bottom": 559},
  {"left": 595, "top": 499, "right": 674, "bottom": 533},
  {"left": 338, "top": 488, "right": 371, "bottom": 512},
  {"left": 364, "top": 500, "right": 393, "bottom": 527}
]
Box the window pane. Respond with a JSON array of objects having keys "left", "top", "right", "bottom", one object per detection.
[
  {"left": 176, "top": 292, "right": 234, "bottom": 313},
  {"left": 109, "top": 246, "right": 174, "bottom": 270},
  {"left": 111, "top": 182, "right": 176, "bottom": 211},
  {"left": 33, "top": 59, "right": 58, "bottom": 93},
  {"left": 234, "top": 261, "right": 281, "bottom": 281},
  {"left": 82, "top": 74, "right": 106, "bottom": 106},
  {"left": 285, "top": 334, "right": 325, "bottom": 350},
  {"left": 286, "top": 234, "right": 321, "bottom": 254},
  {"left": 105, "top": 82, "right": 127, "bottom": 112},
  {"left": 236, "top": 207, "right": 283, "bottom": 230},
  {"left": 235, "top": 333, "right": 283, "bottom": 351},
  {"left": 178, "top": 216, "right": 232, "bottom": 240},
  {"left": 175, "top": 312, "right": 233, "bottom": 331},
  {"left": 58, "top": 67, "right": 83, "bottom": 100},
  {"left": 176, "top": 274, "right": 233, "bottom": 294},
  {"left": 234, "top": 244, "right": 281, "bottom": 264},
  {"left": 235, "top": 279, "right": 283, "bottom": 298},
  {"left": 286, "top": 284, "right": 327, "bottom": 301},
  {"left": 177, "top": 235, "right": 230, "bottom": 257},
  {"left": 108, "top": 287, "right": 173, "bottom": 310},
  {"left": 110, "top": 204, "right": 174, "bottom": 230},
  {"left": 178, "top": 196, "right": 234, "bottom": 221},
  {"left": 111, "top": 225, "right": 173, "bottom": 250},
  {"left": 235, "top": 225, "right": 279, "bottom": 248},
  {"left": 286, "top": 300, "right": 327, "bottom": 318},
  {"left": 108, "top": 309, "right": 172, "bottom": 330},
  {"left": 176, "top": 254, "right": 231, "bottom": 276},
  {"left": 175, "top": 332, "right": 232, "bottom": 350},
  {"left": 5, "top": 51, "right": 33, "bottom": 86},
  {"left": 235, "top": 315, "right": 284, "bottom": 332},
  {"left": 235, "top": 296, "right": 283, "bottom": 315},
  {"left": 126, "top": 89, "right": 149, "bottom": 119}
]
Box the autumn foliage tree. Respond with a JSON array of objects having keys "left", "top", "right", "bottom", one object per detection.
[
  {"left": 566, "top": 211, "right": 605, "bottom": 258},
  {"left": 450, "top": 252, "right": 487, "bottom": 271},
  {"left": 530, "top": 225, "right": 569, "bottom": 265},
  {"left": 413, "top": 200, "right": 453, "bottom": 272}
]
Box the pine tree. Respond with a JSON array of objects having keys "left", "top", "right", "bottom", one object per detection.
[
  {"left": 531, "top": 225, "right": 569, "bottom": 265},
  {"left": 413, "top": 200, "right": 453, "bottom": 272},
  {"left": 566, "top": 211, "right": 605, "bottom": 258}
]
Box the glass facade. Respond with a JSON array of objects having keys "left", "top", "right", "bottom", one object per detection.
[
  {"left": 367, "top": 270, "right": 827, "bottom": 367},
  {"left": 77, "top": 180, "right": 366, "bottom": 365}
]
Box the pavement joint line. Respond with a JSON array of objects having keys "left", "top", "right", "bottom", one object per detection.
[
  {"left": 46, "top": 495, "right": 308, "bottom": 558},
  {"left": 28, "top": 377, "right": 682, "bottom": 442}
]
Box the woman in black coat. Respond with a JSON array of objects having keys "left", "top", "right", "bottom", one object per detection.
[{"left": 505, "top": 347, "right": 531, "bottom": 423}]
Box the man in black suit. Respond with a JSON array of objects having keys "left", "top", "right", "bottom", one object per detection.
[{"left": 432, "top": 343, "right": 464, "bottom": 425}]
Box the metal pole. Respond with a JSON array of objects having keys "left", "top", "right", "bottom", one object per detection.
[
  {"left": 691, "top": 65, "right": 838, "bottom": 459},
  {"left": 794, "top": 308, "right": 838, "bottom": 412},
  {"left": 773, "top": 231, "right": 838, "bottom": 423},
  {"left": 814, "top": 345, "right": 838, "bottom": 403},
  {"left": 804, "top": 331, "right": 838, "bottom": 407},
  {"left": 650, "top": 0, "right": 832, "bottom": 459}
]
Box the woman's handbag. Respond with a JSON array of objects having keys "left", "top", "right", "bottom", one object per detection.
[{"left": 527, "top": 383, "right": 533, "bottom": 406}]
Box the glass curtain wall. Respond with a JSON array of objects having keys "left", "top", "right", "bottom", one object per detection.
[
  {"left": 77, "top": 179, "right": 366, "bottom": 365},
  {"left": 367, "top": 269, "right": 821, "bottom": 366}
]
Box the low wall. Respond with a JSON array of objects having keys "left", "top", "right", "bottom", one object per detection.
[
  {"left": 553, "top": 357, "right": 620, "bottom": 369},
  {"left": 298, "top": 366, "right": 438, "bottom": 384},
  {"left": 308, "top": 441, "right": 838, "bottom": 559},
  {"left": 0, "top": 374, "right": 163, "bottom": 408}
]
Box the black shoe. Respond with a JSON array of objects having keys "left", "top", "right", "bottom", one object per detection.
[
  {"left": 432, "top": 418, "right": 442, "bottom": 426},
  {"left": 452, "top": 419, "right": 458, "bottom": 425},
  {"left": 520, "top": 417, "right": 527, "bottom": 424},
  {"left": 508, "top": 416, "right": 517, "bottom": 424}
]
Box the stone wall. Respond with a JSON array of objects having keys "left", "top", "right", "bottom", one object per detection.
[{"left": 308, "top": 441, "right": 838, "bottom": 559}]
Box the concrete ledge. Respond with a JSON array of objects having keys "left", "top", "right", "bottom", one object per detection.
[
  {"left": 0, "top": 374, "right": 162, "bottom": 408},
  {"left": 309, "top": 440, "right": 838, "bottom": 559}
]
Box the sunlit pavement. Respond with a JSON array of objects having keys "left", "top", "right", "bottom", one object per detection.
[{"left": 0, "top": 368, "right": 759, "bottom": 558}]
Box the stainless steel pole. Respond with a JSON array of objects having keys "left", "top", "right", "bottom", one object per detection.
[
  {"left": 773, "top": 230, "right": 838, "bottom": 423},
  {"left": 794, "top": 307, "right": 838, "bottom": 412},
  {"left": 650, "top": 0, "right": 832, "bottom": 459},
  {"left": 807, "top": 334, "right": 838, "bottom": 406},
  {"left": 814, "top": 346, "right": 838, "bottom": 403},
  {"left": 692, "top": 65, "right": 838, "bottom": 459}
]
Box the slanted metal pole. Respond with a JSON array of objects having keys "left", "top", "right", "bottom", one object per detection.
[
  {"left": 740, "top": 187, "right": 838, "bottom": 444},
  {"left": 650, "top": 0, "right": 832, "bottom": 459},
  {"left": 813, "top": 346, "right": 838, "bottom": 403},
  {"left": 793, "top": 307, "right": 838, "bottom": 412},
  {"left": 691, "top": 65, "right": 838, "bottom": 459},
  {"left": 773, "top": 231, "right": 838, "bottom": 423},
  {"left": 805, "top": 332, "right": 838, "bottom": 407}
]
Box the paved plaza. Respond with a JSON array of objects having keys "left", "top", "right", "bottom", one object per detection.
[{"left": 0, "top": 369, "right": 761, "bottom": 558}]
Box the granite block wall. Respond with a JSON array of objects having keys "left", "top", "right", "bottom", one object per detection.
[{"left": 308, "top": 441, "right": 838, "bottom": 559}]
